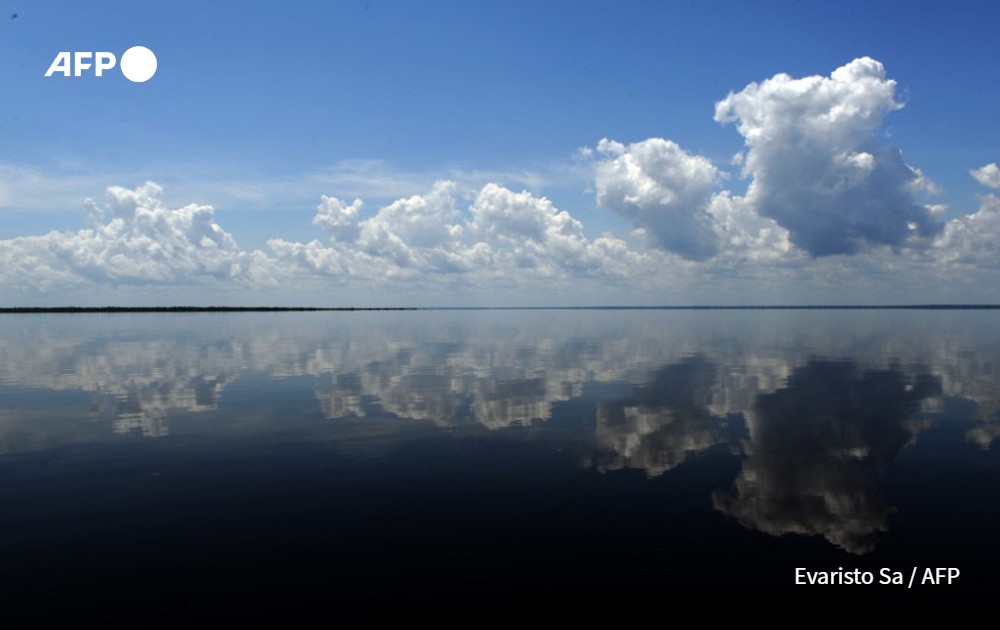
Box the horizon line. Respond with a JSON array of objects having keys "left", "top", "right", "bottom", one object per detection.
[{"left": 3, "top": 304, "right": 1000, "bottom": 314}]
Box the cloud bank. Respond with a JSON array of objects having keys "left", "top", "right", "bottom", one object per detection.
[
  {"left": 2, "top": 58, "right": 1000, "bottom": 303},
  {"left": 268, "top": 180, "right": 644, "bottom": 289},
  {"left": 1, "top": 182, "right": 279, "bottom": 291}
]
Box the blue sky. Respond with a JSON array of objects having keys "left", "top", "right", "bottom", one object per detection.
[{"left": 2, "top": 0, "right": 1000, "bottom": 306}]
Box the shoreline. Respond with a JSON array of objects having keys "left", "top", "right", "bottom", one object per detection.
[{"left": 2, "top": 304, "right": 1000, "bottom": 314}]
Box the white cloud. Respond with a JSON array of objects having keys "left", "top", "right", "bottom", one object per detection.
[
  {"left": 971, "top": 163, "right": 1000, "bottom": 190},
  {"left": 0, "top": 182, "right": 280, "bottom": 291},
  {"left": 706, "top": 192, "right": 799, "bottom": 265},
  {"left": 933, "top": 194, "right": 1000, "bottom": 271},
  {"left": 6, "top": 58, "right": 1000, "bottom": 304},
  {"left": 715, "top": 57, "right": 943, "bottom": 256},
  {"left": 272, "top": 181, "right": 657, "bottom": 289},
  {"left": 469, "top": 183, "right": 629, "bottom": 276},
  {"left": 275, "top": 181, "right": 476, "bottom": 280},
  {"left": 470, "top": 183, "right": 555, "bottom": 243},
  {"left": 357, "top": 180, "right": 465, "bottom": 267},
  {"left": 593, "top": 137, "right": 720, "bottom": 260},
  {"left": 313, "top": 196, "right": 362, "bottom": 242}
]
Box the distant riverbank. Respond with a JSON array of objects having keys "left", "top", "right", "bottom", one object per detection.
[
  {"left": 0, "top": 306, "right": 419, "bottom": 313},
  {"left": 2, "top": 304, "right": 1000, "bottom": 314}
]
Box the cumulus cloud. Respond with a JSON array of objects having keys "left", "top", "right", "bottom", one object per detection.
[
  {"left": 0, "top": 182, "right": 279, "bottom": 291},
  {"left": 354, "top": 180, "right": 468, "bottom": 272},
  {"left": 272, "top": 180, "right": 652, "bottom": 287},
  {"left": 971, "top": 163, "right": 1000, "bottom": 190},
  {"left": 6, "top": 57, "right": 1000, "bottom": 303},
  {"left": 923, "top": 172, "right": 1000, "bottom": 281},
  {"left": 706, "top": 192, "right": 798, "bottom": 265},
  {"left": 932, "top": 194, "right": 1000, "bottom": 271},
  {"left": 7, "top": 178, "right": 650, "bottom": 295},
  {"left": 470, "top": 184, "right": 556, "bottom": 243},
  {"left": 313, "top": 195, "right": 362, "bottom": 242},
  {"left": 469, "top": 183, "right": 634, "bottom": 275},
  {"left": 593, "top": 138, "right": 720, "bottom": 260},
  {"left": 715, "top": 57, "right": 943, "bottom": 256}
]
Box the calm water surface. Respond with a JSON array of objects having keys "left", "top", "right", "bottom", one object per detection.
[{"left": 1, "top": 310, "right": 998, "bottom": 619}]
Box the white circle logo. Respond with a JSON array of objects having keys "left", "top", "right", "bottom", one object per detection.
[{"left": 120, "top": 46, "right": 157, "bottom": 82}]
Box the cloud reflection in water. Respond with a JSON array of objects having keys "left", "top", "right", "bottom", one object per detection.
[{"left": 0, "top": 311, "right": 995, "bottom": 554}]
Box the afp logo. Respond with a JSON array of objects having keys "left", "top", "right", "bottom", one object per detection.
[{"left": 44, "top": 46, "right": 157, "bottom": 82}]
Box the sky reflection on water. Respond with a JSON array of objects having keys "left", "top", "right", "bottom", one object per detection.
[{"left": 1, "top": 310, "right": 998, "bottom": 617}]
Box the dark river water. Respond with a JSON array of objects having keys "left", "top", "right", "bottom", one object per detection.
[{"left": 1, "top": 310, "right": 998, "bottom": 620}]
